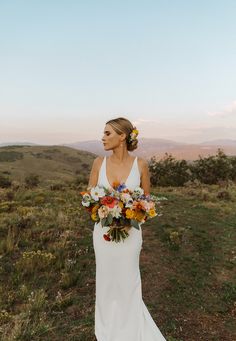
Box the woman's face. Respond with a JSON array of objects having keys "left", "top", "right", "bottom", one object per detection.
[{"left": 102, "top": 124, "right": 126, "bottom": 150}]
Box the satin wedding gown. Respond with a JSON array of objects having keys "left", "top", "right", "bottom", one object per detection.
[{"left": 93, "top": 156, "right": 166, "bottom": 341}]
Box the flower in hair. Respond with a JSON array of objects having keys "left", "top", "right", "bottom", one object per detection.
[{"left": 128, "top": 127, "right": 139, "bottom": 144}]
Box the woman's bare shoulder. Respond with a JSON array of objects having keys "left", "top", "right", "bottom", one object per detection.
[
  {"left": 137, "top": 157, "right": 149, "bottom": 176},
  {"left": 137, "top": 156, "right": 148, "bottom": 166},
  {"left": 92, "top": 156, "right": 105, "bottom": 171}
]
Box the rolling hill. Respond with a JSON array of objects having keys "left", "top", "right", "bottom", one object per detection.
[{"left": 0, "top": 145, "right": 96, "bottom": 186}]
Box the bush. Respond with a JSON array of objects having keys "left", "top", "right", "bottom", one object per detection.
[
  {"left": 0, "top": 174, "right": 11, "bottom": 188},
  {"left": 50, "top": 182, "right": 65, "bottom": 191},
  {"left": 190, "top": 149, "right": 234, "bottom": 185},
  {"left": 216, "top": 190, "right": 232, "bottom": 201},
  {"left": 149, "top": 153, "right": 191, "bottom": 187},
  {"left": 25, "top": 173, "right": 40, "bottom": 188},
  {"left": 229, "top": 156, "right": 236, "bottom": 180},
  {"left": 73, "top": 174, "right": 88, "bottom": 187},
  {"left": 0, "top": 150, "right": 23, "bottom": 162},
  {"left": 148, "top": 148, "right": 236, "bottom": 187}
]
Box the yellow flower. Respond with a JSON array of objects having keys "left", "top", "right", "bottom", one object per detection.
[
  {"left": 92, "top": 204, "right": 100, "bottom": 214},
  {"left": 134, "top": 211, "right": 145, "bottom": 221},
  {"left": 125, "top": 209, "right": 135, "bottom": 219},
  {"left": 91, "top": 213, "right": 98, "bottom": 221},
  {"left": 118, "top": 201, "right": 124, "bottom": 209},
  {"left": 133, "top": 129, "right": 139, "bottom": 135},
  {"left": 149, "top": 209, "right": 157, "bottom": 217}
]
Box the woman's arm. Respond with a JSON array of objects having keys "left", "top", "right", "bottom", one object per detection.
[
  {"left": 140, "top": 158, "right": 151, "bottom": 196},
  {"left": 87, "top": 157, "right": 100, "bottom": 190}
]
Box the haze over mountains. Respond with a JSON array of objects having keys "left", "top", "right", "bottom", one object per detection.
[
  {"left": 63, "top": 138, "right": 236, "bottom": 161},
  {"left": 1, "top": 138, "right": 236, "bottom": 161}
]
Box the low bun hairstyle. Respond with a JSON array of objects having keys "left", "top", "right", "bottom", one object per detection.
[{"left": 105, "top": 117, "right": 138, "bottom": 152}]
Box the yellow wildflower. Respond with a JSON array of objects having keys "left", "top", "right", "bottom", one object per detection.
[
  {"left": 149, "top": 209, "right": 157, "bottom": 217},
  {"left": 135, "top": 211, "right": 146, "bottom": 221},
  {"left": 125, "top": 209, "right": 135, "bottom": 219},
  {"left": 92, "top": 204, "right": 100, "bottom": 214},
  {"left": 118, "top": 201, "right": 124, "bottom": 209},
  {"left": 91, "top": 213, "right": 98, "bottom": 221}
]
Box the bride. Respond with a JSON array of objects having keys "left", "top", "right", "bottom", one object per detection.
[{"left": 87, "top": 117, "right": 166, "bottom": 340}]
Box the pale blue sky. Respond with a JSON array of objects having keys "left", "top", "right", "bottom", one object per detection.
[{"left": 1, "top": 1, "right": 236, "bottom": 144}]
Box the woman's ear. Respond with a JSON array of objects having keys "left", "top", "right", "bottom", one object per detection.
[{"left": 120, "top": 132, "right": 127, "bottom": 142}]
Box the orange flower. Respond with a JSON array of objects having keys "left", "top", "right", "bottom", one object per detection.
[
  {"left": 112, "top": 181, "right": 120, "bottom": 189},
  {"left": 100, "top": 196, "right": 118, "bottom": 208},
  {"left": 133, "top": 201, "right": 145, "bottom": 211},
  {"left": 123, "top": 188, "right": 129, "bottom": 193},
  {"left": 80, "top": 191, "right": 89, "bottom": 195},
  {"left": 92, "top": 204, "right": 100, "bottom": 214},
  {"left": 134, "top": 210, "right": 146, "bottom": 222}
]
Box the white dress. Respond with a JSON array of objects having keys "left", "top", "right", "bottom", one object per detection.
[{"left": 93, "top": 156, "right": 166, "bottom": 341}]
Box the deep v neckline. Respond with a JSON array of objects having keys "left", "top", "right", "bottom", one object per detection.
[{"left": 105, "top": 156, "right": 137, "bottom": 190}]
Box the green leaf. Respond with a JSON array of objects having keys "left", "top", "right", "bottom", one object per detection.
[
  {"left": 107, "top": 213, "right": 113, "bottom": 225},
  {"left": 130, "top": 219, "right": 140, "bottom": 230},
  {"left": 101, "top": 218, "right": 106, "bottom": 227}
]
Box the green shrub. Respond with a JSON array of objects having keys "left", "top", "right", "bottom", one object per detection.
[
  {"left": 25, "top": 173, "right": 40, "bottom": 188},
  {"left": 0, "top": 150, "right": 23, "bottom": 162},
  {"left": 0, "top": 175, "right": 11, "bottom": 188},
  {"left": 50, "top": 182, "right": 65, "bottom": 191},
  {"left": 149, "top": 153, "right": 191, "bottom": 187},
  {"left": 148, "top": 148, "right": 236, "bottom": 187},
  {"left": 190, "top": 148, "right": 234, "bottom": 185}
]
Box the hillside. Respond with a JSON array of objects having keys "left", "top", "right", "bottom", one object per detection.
[
  {"left": 0, "top": 145, "right": 96, "bottom": 186},
  {"left": 0, "top": 180, "right": 235, "bottom": 340}
]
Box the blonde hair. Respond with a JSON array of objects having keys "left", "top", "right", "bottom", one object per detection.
[{"left": 106, "top": 117, "right": 138, "bottom": 151}]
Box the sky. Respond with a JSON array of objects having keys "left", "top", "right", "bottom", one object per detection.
[{"left": 1, "top": 0, "right": 236, "bottom": 145}]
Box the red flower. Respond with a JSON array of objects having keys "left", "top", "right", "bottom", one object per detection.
[
  {"left": 103, "top": 234, "right": 111, "bottom": 241},
  {"left": 100, "top": 196, "right": 118, "bottom": 208}
]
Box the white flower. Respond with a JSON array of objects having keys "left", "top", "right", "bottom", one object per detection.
[
  {"left": 120, "top": 193, "right": 134, "bottom": 208},
  {"left": 130, "top": 132, "right": 136, "bottom": 139},
  {"left": 125, "top": 198, "right": 134, "bottom": 208},
  {"left": 133, "top": 186, "right": 144, "bottom": 197},
  {"left": 82, "top": 193, "right": 91, "bottom": 207},
  {"left": 120, "top": 192, "right": 131, "bottom": 201},
  {"left": 90, "top": 185, "right": 106, "bottom": 201},
  {"left": 110, "top": 204, "right": 122, "bottom": 218}
]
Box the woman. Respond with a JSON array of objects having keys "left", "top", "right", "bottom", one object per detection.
[{"left": 87, "top": 117, "right": 166, "bottom": 341}]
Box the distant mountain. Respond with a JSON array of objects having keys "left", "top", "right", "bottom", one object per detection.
[
  {"left": 200, "top": 139, "right": 236, "bottom": 147},
  {"left": 0, "top": 142, "right": 38, "bottom": 147},
  {"left": 63, "top": 138, "right": 188, "bottom": 159},
  {"left": 2, "top": 138, "right": 236, "bottom": 161},
  {"left": 63, "top": 138, "right": 236, "bottom": 160}
]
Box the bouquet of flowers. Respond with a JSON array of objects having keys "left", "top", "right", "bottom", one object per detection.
[{"left": 80, "top": 182, "right": 166, "bottom": 243}]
